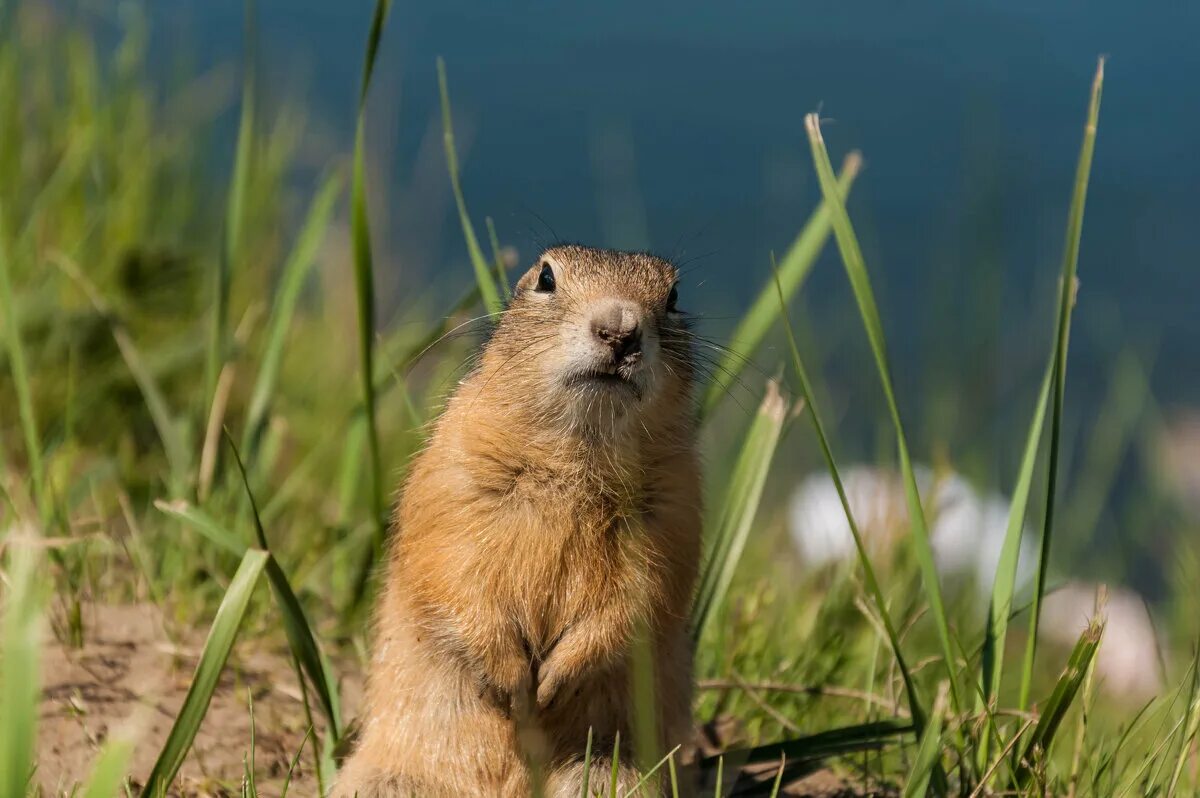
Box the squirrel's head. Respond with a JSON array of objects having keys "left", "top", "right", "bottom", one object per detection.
[{"left": 478, "top": 245, "right": 694, "bottom": 433}]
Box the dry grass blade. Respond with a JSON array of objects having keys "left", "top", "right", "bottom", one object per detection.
[
  {"left": 139, "top": 548, "right": 269, "bottom": 797},
  {"left": 691, "top": 380, "right": 790, "bottom": 641}
]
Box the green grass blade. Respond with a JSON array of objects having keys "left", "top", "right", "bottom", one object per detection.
[
  {"left": 0, "top": 541, "right": 45, "bottom": 798},
  {"left": 1167, "top": 648, "right": 1200, "bottom": 795},
  {"left": 53, "top": 255, "right": 190, "bottom": 497},
  {"left": 486, "top": 216, "right": 509, "bottom": 297},
  {"left": 579, "top": 726, "right": 593, "bottom": 798},
  {"left": 140, "top": 548, "right": 269, "bottom": 797},
  {"left": 207, "top": 0, "right": 257, "bottom": 412},
  {"left": 1019, "top": 57, "right": 1105, "bottom": 712},
  {"left": 609, "top": 730, "right": 621, "bottom": 798},
  {"left": 351, "top": 0, "right": 393, "bottom": 552},
  {"left": 902, "top": 683, "right": 947, "bottom": 798},
  {"left": 242, "top": 171, "right": 343, "bottom": 457},
  {"left": 154, "top": 485, "right": 342, "bottom": 746},
  {"left": 155, "top": 499, "right": 247, "bottom": 556},
  {"left": 706, "top": 719, "right": 912, "bottom": 769},
  {"left": 624, "top": 745, "right": 681, "bottom": 797},
  {"left": 0, "top": 219, "right": 45, "bottom": 515},
  {"left": 81, "top": 733, "right": 137, "bottom": 798},
  {"left": 978, "top": 366, "right": 1052, "bottom": 754},
  {"left": 691, "top": 381, "right": 789, "bottom": 642},
  {"left": 805, "top": 112, "right": 962, "bottom": 713},
  {"left": 1015, "top": 617, "right": 1104, "bottom": 786},
  {"left": 437, "top": 57, "right": 503, "bottom": 316},
  {"left": 770, "top": 263, "right": 930, "bottom": 738},
  {"left": 225, "top": 432, "right": 343, "bottom": 740},
  {"left": 699, "top": 153, "right": 861, "bottom": 419}
]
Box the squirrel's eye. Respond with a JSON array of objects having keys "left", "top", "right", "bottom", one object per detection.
[
  {"left": 666, "top": 283, "right": 679, "bottom": 312},
  {"left": 536, "top": 262, "right": 556, "bottom": 292}
]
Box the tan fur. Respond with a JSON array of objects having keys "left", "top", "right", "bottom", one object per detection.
[{"left": 334, "top": 246, "right": 702, "bottom": 797}]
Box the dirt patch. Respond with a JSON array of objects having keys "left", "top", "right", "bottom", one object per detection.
[
  {"left": 36, "top": 603, "right": 881, "bottom": 796},
  {"left": 36, "top": 603, "right": 359, "bottom": 796}
]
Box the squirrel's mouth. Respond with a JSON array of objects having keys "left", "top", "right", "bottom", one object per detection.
[{"left": 564, "top": 367, "right": 644, "bottom": 399}]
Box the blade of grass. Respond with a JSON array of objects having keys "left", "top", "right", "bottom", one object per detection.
[
  {"left": 978, "top": 365, "right": 1052, "bottom": 761},
  {"left": 623, "top": 745, "right": 681, "bottom": 798},
  {"left": 1019, "top": 57, "right": 1105, "bottom": 712},
  {"left": 0, "top": 540, "right": 45, "bottom": 798},
  {"left": 486, "top": 216, "right": 509, "bottom": 297},
  {"left": 1015, "top": 616, "right": 1104, "bottom": 787},
  {"left": 1167, "top": 647, "right": 1200, "bottom": 796},
  {"left": 207, "top": 0, "right": 257, "bottom": 414},
  {"left": 0, "top": 213, "right": 45, "bottom": 515},
  {"left": 155, "top": 499, "right": 246, "bottom": 556},
  {"left": 699, "top": 153, "right": 861, "bottom": 419},
  {"left": 279, "top": 726, "right": 312, "bottom": 798},
  {"left": 609, "top": 730, "right": 622, "bottom": 798},
  {"left": 691, "top": 380, "right": 789, "bottom": 642},
  {"left": 242, "top": 171, "right": 343, "bottom": 458},
  {"left": 706, "top": 719, "right": 912, "bottom": 769},
  {"left": 52, "top": 253, "right": 191, "bottom": 497},
  {"left": 437, "top": 57, "right": 502, "bottom": 316},
  {"left": 225, "top": 432, "right": 343, "bottom": 740},
  {"left": 81, "top": 733, "right": 137, "bottom": 798},
  {"left": 154, "top": 487, "right": 341, "bottom": 747},
  {"left": 902, "top": 683, "right": 947, "bottom": 798},
  {"left": 771, "top": 260, "right": 931, "bottom": 739},
  {"left": 579, "top": 726, "right": 593, "bottom": 798},
  {"left": 805, "top": 112, "right": 962, "bottom": 713},
  {"left": 139, "top": 548, "right": 269, "bottom": 797},
  {"left": 350, "top": 0, "right": 393, "bottom": 559}
]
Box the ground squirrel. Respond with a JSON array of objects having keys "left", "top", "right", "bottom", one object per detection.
[{"left": 334, "top": 245, "right": 702, "bottom": 796}]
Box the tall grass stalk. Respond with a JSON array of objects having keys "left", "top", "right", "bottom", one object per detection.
[
  {"left": 350, "top": 0, "right": 393, "bottom": 556},
  {"left": 770, "top": 264, "right": 929, "bottom": 736},
  {"left": 0, "top": 541, "right": 44, "bottom": 798},
  {"left": 700, "top": 153, "right": 861, "bottom": 419},
  {"left": 207, "top": 0, "right": 257, "bottom": 416},
  {"left": 140, "top": 549, "right": 269, "bottom": 797},
  {"left": 242, "top": 171, "right": 343, "bottom": 458},
  {"left": 0, "top": 212, "right": 44, "bottom": 515},
  {"left": 437, "top": 57, "right": 503, "bottom": 316},
  {"left": 691, "top": 381, "right": 789, "bottom": 641},
  {"left": 805, "top": 112, "right": 963, "bottom": 713},
  {"left": 1019, "top": 57, "right": 1105, "bottom": 711}
]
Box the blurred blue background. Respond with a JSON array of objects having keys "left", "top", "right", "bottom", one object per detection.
[
  {"left": 139, "top": 0, "right": 1198, "bottom": 586},
  {"left": 154, "top": 1, "right": 1197, "bottom": 402}
]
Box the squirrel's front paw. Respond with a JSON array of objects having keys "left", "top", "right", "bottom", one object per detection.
[
  {"left": 477, "top": 651, "right": 534, "bottom": 719},
  {"left": 535, "top": 649, "right": 581, "bottom": 711}
]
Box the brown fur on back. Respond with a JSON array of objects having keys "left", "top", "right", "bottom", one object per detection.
[{"left": 335, "top": 246, "right": 701, "bottom": 797}]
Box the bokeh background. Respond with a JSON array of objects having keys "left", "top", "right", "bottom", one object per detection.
[{"left": 139, "top": 0, "right": 1200, "bottom": 597}]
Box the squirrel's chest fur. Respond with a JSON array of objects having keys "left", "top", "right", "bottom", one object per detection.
[{"left": 397, "top": 421, "right": 665, "bottom": 657}]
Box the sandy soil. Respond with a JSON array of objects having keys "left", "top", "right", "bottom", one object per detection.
[
  {"left": 35, "top": 603, "right": 885, "bottom": 796},
  {"left": 36, "top": 603, "right": 359, "bottom": 796}
]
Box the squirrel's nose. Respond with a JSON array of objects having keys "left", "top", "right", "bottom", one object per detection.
[{"left": 591, "top": 304, "right": 642, "bottom": 361}]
